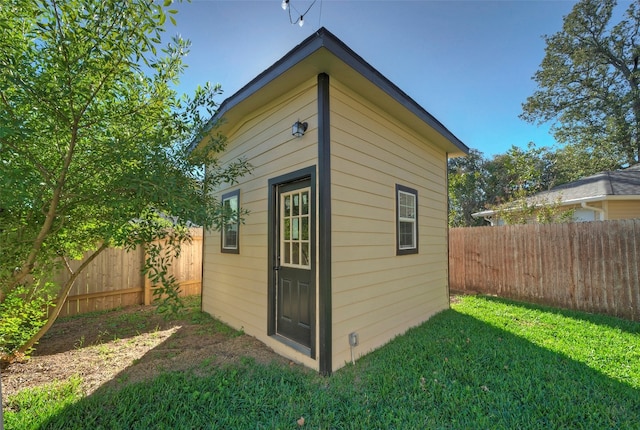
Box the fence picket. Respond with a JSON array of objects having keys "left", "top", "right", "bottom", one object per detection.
[
  {"left": 52, "top": 228, "right": 203, "bottom": 317},
  {"left": 449, "top": 220, "right": 640, "bottom": 321},
  {"left": 630, "top": 220, "right": 640, "bottom": 319}
]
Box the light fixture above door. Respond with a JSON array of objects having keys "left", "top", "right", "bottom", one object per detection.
[{"left": 292, "top": 121, "right": 308, "bottom": 137}]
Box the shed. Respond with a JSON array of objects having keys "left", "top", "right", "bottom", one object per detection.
[{"left": 194, "top": 28, "right": 468, "bottom": 373}]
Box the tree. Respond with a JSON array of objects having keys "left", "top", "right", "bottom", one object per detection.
[
  {"left": 0, "top": 0, "right": 250, "bottom": 361},
  {"left": 447, "top": 142, "right": 605, "bottom": 226},
  {"left": 447, "top": 149, "right": 487, "bottom": 227},
  {"left": 521, "top": 0, "right": 640, "bottom": 166},
  {"left": 448, "top": 145, "right": 565, "bottom": 227},
  {"left": 484, "top": 144, "right": 554, "bottom": 207},
  {"left": 483, "top": 144, "right": 574, "bottom": 225},
  {"left": 551, "top": 141, "right": 623, "bottom": 183}
]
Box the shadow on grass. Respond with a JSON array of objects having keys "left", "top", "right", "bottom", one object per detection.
[
  {"left": 7, "top": 317, "right": 293, "bottom": 430},
  {"left": 36, "top": 305, "right": 640, "bottom": 429}
]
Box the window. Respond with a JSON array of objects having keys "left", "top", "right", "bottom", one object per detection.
[
  {"left": 281, "top": 187, "right": 311, "bottom": 268},
  {"left": 396, "top": 184, "right": 418, "bottom": 255},
  {"left": 221, "top": 190, "right": 240, "bottom": 254}
]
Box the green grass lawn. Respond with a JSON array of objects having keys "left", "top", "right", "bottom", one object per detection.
[{"left": 5, "top": 295, "right": 639, "bottom": 429}]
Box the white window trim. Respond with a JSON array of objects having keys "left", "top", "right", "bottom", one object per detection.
[
  {"left": 396, "top": 184, "right": 418, "bottom": 255},
  {"left": 221, "top": 190, "right": 240, "bottom": 254}
]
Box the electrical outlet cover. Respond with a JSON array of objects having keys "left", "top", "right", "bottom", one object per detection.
[{"left": 349, "top": 332, "right": 359, "bottom": 346}]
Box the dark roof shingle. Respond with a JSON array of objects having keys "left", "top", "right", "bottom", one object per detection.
[{"left": 538, "top": 164, "right": 640, "bottom": 203}]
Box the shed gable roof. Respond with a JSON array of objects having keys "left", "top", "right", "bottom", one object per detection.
[{"left": 195, "top": 27, "right": 468, "bottom": 156}]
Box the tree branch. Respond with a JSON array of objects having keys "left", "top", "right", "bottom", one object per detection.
[
  {"left": 16, "top": 242, "right": 109, "bottom": 355},
  {"left": 8, "top": 108, "right": 80, "bottom": 291}
]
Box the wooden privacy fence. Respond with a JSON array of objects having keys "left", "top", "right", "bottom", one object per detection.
[
  {"left": 53, "top": 228, "right": 203, "bottom": 317},
  {"left": 449, "top": 220, "right": 640, "bottom": 321}
]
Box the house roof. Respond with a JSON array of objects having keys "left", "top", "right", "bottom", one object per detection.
[
  {"left": 192, "top": 27, "right": 469, "bottom": 157},
  {"left": 535, "top": 164, "right": 640, "bottom": 204},
  {"left": 472, "top": 164, "right": 640, "bottom": 218}
]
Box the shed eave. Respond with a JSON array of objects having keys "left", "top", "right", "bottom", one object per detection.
[{"left": 190, "top": 28, "right": 469, "bottom": 156}]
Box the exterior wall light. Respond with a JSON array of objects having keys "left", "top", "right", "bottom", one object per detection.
[{"left": 292, "top": 121, "right": 308, "bottom": 137}]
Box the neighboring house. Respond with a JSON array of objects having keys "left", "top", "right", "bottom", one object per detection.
[
  {"left": 473, "top": 164, "right": 640, "bottom": 226},
  {"left": 192, "top": 28, "right": 468, "bottom": 374}
]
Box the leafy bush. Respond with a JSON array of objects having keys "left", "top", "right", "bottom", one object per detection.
[{"left": 0, "top": 283, "right": 54, "bottom": 359}]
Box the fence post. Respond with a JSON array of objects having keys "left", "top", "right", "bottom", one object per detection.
[
  {"left": 143, "top": 245, "right": 151, "bottom": 306},
  {"left": 144, "top": 276, "right": 151, "bottom": 306},
  {"left": 1, "top": 366, "right": 4, "bottom": 430}
]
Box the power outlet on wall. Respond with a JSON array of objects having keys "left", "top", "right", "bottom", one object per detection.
[{"left": 348, "top": 332, "right": 359, "bottom": 347}]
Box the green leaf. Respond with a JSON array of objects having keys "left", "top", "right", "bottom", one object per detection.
[
  {"left": 0, "top": 0, "right": 251, "bottom": 356},
  {"left": 521, "top": 0, "right": 640, "bottom": 165}
]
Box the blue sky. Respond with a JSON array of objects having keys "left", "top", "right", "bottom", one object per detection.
[{"left": 171, "top": 0, "right": 584, "bottom": 157}]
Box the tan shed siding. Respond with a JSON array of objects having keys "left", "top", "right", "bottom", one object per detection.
[
  {"left": 202, "top": 77, "right": 319, "bottom": 369},
  {"left": 329, "top": 79, "right": 449, "bottom": 370},
  {"left": 607, "top": 200, "right": 640, "bottom": 220}
]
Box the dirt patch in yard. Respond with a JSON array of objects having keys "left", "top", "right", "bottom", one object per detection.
[{"left": 1, "top": 297, "right": 292, "bottom": 407}]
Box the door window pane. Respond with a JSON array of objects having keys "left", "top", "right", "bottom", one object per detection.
[
  {"left": 292, "top": 243, "right": 299, "bottom": 265},
  {"left": 284, "top": 195, "right": 291, "bottom": 217},
  {"left": 301, "top": 217, "right": 309, "bottom": 240},
  {"left": 301, "top": 243, "right": 309, "bottom": 266},
  {"left": 284, "top": 242, "right": 291, "bottom": 264},
  {"left": 292, "top": 218, "right": 299, "bottom": 240},
  {"left": 293, "top": 194, "right": 299, "bottom": 216}
]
